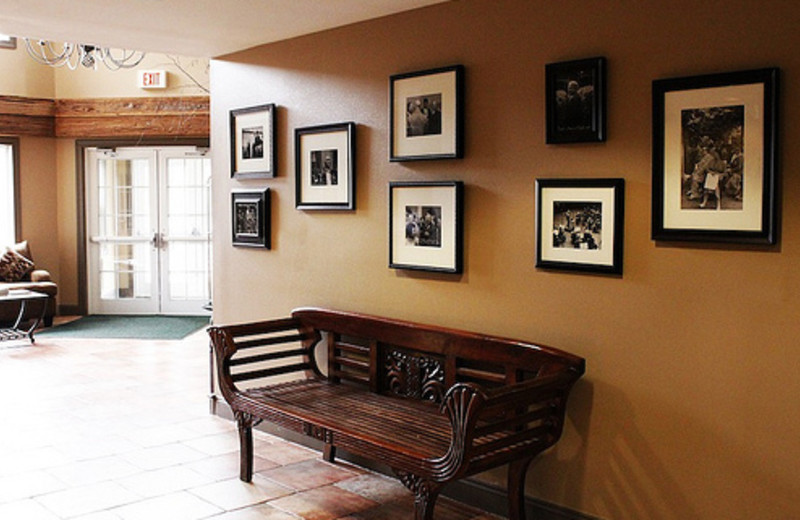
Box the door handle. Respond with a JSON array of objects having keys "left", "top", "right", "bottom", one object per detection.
[{"left": 151, "top": 232, "right": 167, "bottom": 250}]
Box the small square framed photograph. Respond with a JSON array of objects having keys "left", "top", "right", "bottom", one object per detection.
[
  {"left": 231, "top": 188, "right": 270, "bottom": 248},
  {"left": 546, "top": 57, "right": 606, "bottom": 144},
  {"left": 389, "top": 181, "right": 463, "bottom": 274},
  {"left": 652, "top": 68, "right": 779, "bottom": 244},
  {"left": 390, "top": 65, "right": 464, "bottom": 161},
  {"left": 536, "top": 178, "right": 624, "bottom": 275},
  {"left": 230, "top": 103, "right": 276, "bottom": 179},
  {"left": 295, "top": 122, "right": 356, "bottom": 210}
]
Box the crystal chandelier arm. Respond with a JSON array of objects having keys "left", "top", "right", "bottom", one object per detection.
[
  {"left": 24, "top": 38, "right": 73, "bottom": 67},
  {"left": 99, "top": 48, "right": 146, "bottom": 70},
  {"left": 23, "top": 37, "right": 146, "bottom": 70}
]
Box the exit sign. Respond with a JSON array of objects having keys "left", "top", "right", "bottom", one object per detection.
[{"left": 138, "top": 70, "right": 167, "bottom": 89}]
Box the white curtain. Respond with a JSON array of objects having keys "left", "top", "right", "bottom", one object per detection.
[{"left": 0, "top": 143, "right": 15, "bottom": 247}]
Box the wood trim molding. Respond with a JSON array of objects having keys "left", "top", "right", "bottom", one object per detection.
[
  {"left": 0, "top": 96, "right": 56, "bottom": 137},
  {"left": 56, "top": 96, "right": 209, "bottom": 138},
  {"left": 0, "top": 95, "right": 209, "bottom": 138}
]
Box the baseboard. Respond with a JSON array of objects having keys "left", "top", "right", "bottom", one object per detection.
[
  {"left": 58, "top": 304, "right": 81, "bottom": 317},
  {"left": 212, "top": 398, "right": 598, "bottom": 520}
]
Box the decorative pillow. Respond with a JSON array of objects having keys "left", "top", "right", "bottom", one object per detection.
[
  {"left": 0, "top": 247, "right": 35, "bottom": 282},
  {"left": 11, "top": 240, "right": 32, "bottom": 262}
]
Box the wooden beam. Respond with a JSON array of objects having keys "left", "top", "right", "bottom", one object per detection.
[
  {"left": 0, "top": 96, "right": 56, "bottom": 137},
  {"left": 55, "top": 96, "right": 209, "bottom": 138}
]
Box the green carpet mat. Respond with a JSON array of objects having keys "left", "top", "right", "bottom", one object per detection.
[{"left": 37, "top": 315, "right": 210, "bottom": 340}]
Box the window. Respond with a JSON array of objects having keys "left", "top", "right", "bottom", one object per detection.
[{"left": 0, "top": 139, "right": 19, "bottom": 247}]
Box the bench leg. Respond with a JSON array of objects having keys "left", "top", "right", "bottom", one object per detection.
[
  {"left": 508, "top": 456, "right": 534, "bottom": 520},
  {"left": 396, "top": 472, "right": 441, "bottom": 520},
  {"left": 235, "top": 412, "right": 257, "bottom": 482},
  {"left": 323, "top": 442, "right": 336, "bottom": 463}
]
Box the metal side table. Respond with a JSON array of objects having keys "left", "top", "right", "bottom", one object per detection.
[{"left": 0, "top": 289, "right": 50, "bottom": 344}]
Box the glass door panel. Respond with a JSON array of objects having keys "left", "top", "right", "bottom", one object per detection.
[
  {"left": 87, "top": 146, "right": 211, "bottom": 316},
  {"left": 88, "top": 149, "right": 159, "bottom": 314},
  {"left": 159, "top": 151, "right": 212, "bottom": 314}
]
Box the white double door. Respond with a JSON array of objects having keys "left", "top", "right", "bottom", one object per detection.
[{"left": 86, "top": 146, "right": 211, "bottom": 315}]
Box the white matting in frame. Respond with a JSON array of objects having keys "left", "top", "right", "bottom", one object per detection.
[
  {"left": 539, "top": 186, "right": 617, "bottom": 267},
  {"left": 391, "top": 65, "right": 463, "bottom": 161},
  {"left": 297, "top": 124, "right": 353, "bottom": 208},
  {"left": 662, "top": 83, "right": 764, "bottom": 232},
  {"left": 390, "top": 182, "right": 463, "bottom": 273},
  {"left": 231, "top": 104, "right": 275, "bottom": 178}
]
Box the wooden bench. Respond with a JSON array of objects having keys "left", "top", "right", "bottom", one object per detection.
[{"left": 208, "top": 308, "right": 585, "bottom": 520}]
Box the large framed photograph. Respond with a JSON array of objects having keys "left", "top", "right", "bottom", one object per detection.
[
  {"left": 230, "top": 103, "right": 276, "bottom": 179},
  {"left": 652, "top": 68, "right": 779, "bottom": 244},
  {"left": 546, "top": 57, "right": 606, "bottom": 144},
  {"left": 295, "top": 122, "right": 356, "bottom": 210},
  {"left": 231, "top": 188, "right": 270, "bottom": 248},
  {"left": 536, "top": 178, "right": 624, "bottom": 275},
  {"left": 389, "top": 181, "right": 463, "bottom": 274},
  {"left": 390, "top": 65, "right": 464, "bottom": 161}
]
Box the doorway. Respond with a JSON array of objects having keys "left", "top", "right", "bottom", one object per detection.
[{"left": 85, "top": 146, "right": 211, "bottom": 315}]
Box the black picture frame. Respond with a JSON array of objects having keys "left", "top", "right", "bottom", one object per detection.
[
  {"left": 231, "top": 188, "right": 270, "bottom": 248},
  {"left": 535, "top": 178, "right": 624, "bottom": 275},
  {"left": 546, "top": 57, "right": 607, "bottom": 144},
  {"left": 230, "top": 103, "right": 276, "bottom": 179},
  {"left": 652, "top": 68, "right": 779, "bottom": 244},
  {"left": 390, "top": 65, "right": 464, "bottom": 161},
  {"left": 389, "top": 181, "right": 463, "bottom": 274},
  {"left": 295, "top": 122, "right": 356, "bottom": 210}
]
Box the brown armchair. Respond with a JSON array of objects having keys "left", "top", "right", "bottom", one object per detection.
[{"left": 0, "top": 241, "right": 58, "bottom": 327}]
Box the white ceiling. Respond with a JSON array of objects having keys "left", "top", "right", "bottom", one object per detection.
[{"left": 0, "top": 0, "right": 449, "bottom": 58}]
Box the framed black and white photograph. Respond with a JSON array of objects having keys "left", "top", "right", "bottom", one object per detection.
[
  {"left": 231, "top": 188, "right": 270, "bottom": 248},
  {"left": 546, "top": 57, "right": 606, "bottom": 144},
  {"left": 536, "top": 178, "right": 624, "bottom": 275},
  {"left": 390, "top": 65, "right": 464, "bottom": 161},
  {"left": 389, "top": 181, "right": 463, "bottom": 274},
  {"left": 295, "top": 122, "right": 355, "bottom": 210},
  {"left": 652, "top": 68, "right": 779, "bottom": 244},
  {"left": 230, "top": 103, "right": 275, "bottom": 179}
]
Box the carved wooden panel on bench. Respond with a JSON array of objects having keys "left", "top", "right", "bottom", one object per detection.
[{"left": 383, "top": 347, "right": 445, "bottom": 403}]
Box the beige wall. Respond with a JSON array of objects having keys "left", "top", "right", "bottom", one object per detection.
[
  {"left": 54, "top": 53, "right": 208, "bottom": 98},
  {"left": 0, "top": 44, "right": 54, "bottom": 98},
  {"left": 17, "top": 136, "right": 58, "bottom": 280},
  {"left": 210, "top": 1, "right": 800, "bottom": 519}
]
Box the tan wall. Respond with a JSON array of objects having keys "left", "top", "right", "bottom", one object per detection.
[
  {"left": 54, "top": 53, "right": 208, "bottom": 98},
  {"left": 18, "top": 136, "right": 58, "bottom": 279},
  {"left": 0, "top": 44, "right": 54, "bottom": 98},
  {"left": 210, "top": 1, "right": 800, "bottom": 519}
]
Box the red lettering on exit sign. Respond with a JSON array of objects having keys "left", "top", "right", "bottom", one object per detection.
[{"left": 138, "top": 70, "right": 167, "bottom": 89}]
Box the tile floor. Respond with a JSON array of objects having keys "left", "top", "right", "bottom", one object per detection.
[{"left": 0, "top": 323, "right": 501, "bottom": 519}]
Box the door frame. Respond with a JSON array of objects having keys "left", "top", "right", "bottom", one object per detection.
[{"left": 74, "top": 138, "right": 209, "bottom": 317}]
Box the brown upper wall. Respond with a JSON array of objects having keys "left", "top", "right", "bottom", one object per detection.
[{"left": 210, "top": 1, "right": 800, "bottom": 519}]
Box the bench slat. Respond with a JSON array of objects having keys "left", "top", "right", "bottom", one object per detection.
[
  {"left": 230, "top": 348, "right": 307, "bottom": 366},
  {"left": 235, "top": 332, "right": 311, "bottom": 350},
  {"left": 231, "top": 362, "right": 311, "bottom": 382}
]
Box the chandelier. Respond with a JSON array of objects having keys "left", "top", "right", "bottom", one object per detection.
[{"left": 23, "top": 38, "right": 145, "bottom": 70}]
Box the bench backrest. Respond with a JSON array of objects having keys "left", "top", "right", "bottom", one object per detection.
[{"left": 293, "top": 307, "right": 585, "bottom": 404}]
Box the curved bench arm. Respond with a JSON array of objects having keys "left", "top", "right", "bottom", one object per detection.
[{"left": 435, "top": 371, "right": 581, "bottom": 481}]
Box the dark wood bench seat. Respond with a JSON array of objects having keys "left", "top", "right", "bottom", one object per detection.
[{"left": 208, "top": 308, "right": 585, "bottom": 520}]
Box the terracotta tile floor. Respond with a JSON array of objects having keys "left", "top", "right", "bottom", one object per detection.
[{"left": 0, "top": 323, "right": 501, "bottom": 519}]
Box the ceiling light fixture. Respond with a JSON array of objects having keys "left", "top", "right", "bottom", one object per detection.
[{"left": 23, "top": 38, "right": 145, "bottom": 70}]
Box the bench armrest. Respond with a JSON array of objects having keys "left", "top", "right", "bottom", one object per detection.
[
  {"left": 208, "top": 319, "right": 323, "bottom": 402},
  {"left": 437, "top": 371, "right": 580, "bottom": 478}
]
